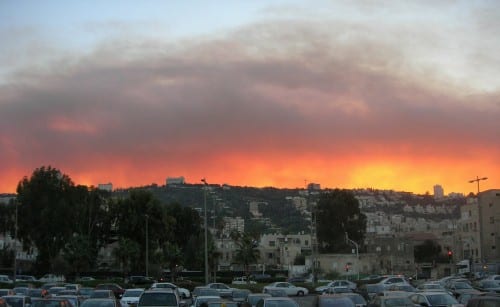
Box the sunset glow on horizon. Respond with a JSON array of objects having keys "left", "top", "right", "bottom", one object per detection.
[{"left": 1, "top": 1, "right": 499, "bottom": 196}]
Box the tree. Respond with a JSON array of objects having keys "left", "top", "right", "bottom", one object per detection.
[
  {"left": 63, "top": 234, "right": 94, "bottom": 277},
  {"left": 16, "top": 166, "right": 78, "bottom": 270},
  {"left": 316, "top": 189, "right": 367, "bottom": 253},
  {"left": 113, "top": 238, "right": 141, "bottom": 276},
  {"left": 159, "top": 242, "right": 183, "bottom": 282},
  {"left": 232, "top": 232, "right": 260, "bottom": 279},
  {"left": 414, "top": 239, "right": 442, "bottom": 263}
]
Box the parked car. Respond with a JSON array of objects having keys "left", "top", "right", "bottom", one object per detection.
[
  {"left": 247, "top": 294, "right": 272, "bottom": 307},
  {"left": 0, "top": 275, "right": 13, "bottom": 285},
  {"left": 192, "top": 287, "right": 220, "bottom": 298},
  {"left": 367, "top": 295, "right": 415, "bottom": 307},
  {"left": 408, "top": 291, "right": 461, "bottom": 307},
  {"left": 316, "top": 281, "right": 358, "bottom": 293},
  {"left": 13, "top": 287, "right": 30, "bottom": 295},
  {"left": 263, "top": 282, "right": 308, "bottom": 296},
  {"left": 191, "top": 296, "right": 221, "bottom": 307},
  {"left": 232, "top": 277, "right": 256, "bottom": 285},
  {"left": 316, "top": 295, "right": 356, "bottom": 307},
  {"left": 91, "top": 290, "right": 116, "bottom": 299},
  {"left": 256, "top": 297, "right": 299, "bottom": 307},
  {"left": 120, "top": 288, "right": 144, "bottom": 307},
  {"left": 150, "top": 282, "right": 190, "bottom": 299},
  {"left": 81, "top": 298, "right": 119, "bottom": 307},
  {"left": 0, "top": 289, "right": 16, "bottom": 296},
  {"left": 231, "top": 289, "right": 251, "bottom": 303},
  {"left": 476, "top": 280, "right": 500, "bottom": 293},
  {"left": 15, "top": 275, "right": 37, "bottom": 283},
  {"left": 3, "top": 295, "right": 33, "bottom": 307},
  {"left": 39, "top": 274, "right": 66, "bottom": 283},
  {"left": 206, "top": 283, "right": 235, "bottom": 298},
  {"left": 376, "top": 277, "right": 410, "bottom": 290},
  {"left": 207, "top": 301, "right": 238, "bottom": 307},
  {"left": 31, "top": 298, "right": 73, "bottom": 307},
  {"left": 138, "top": 289, "right": 183, "bottom": 307},
  {"left": 336, "top": 293, "right": 367, "bottom": 307},
  {"left": 27, "top": 288, "right": 49, "bottom": 298},
  {"left": 127, "top": 276, "right": 155, "bottom": 285},
  {"left": 95, "top": 283, "right": 125, "bottom": 299},
  {"left": 447, "top": 281, "right": 481, "bottom": 298},
  {"left": 466, "top": 294, "right": 500, "bottom": 307}
]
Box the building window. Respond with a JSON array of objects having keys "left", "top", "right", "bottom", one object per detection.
[
  {"left": 305, "top": 240, "right": 309, "bottom": 246},
  {"left": 269, "top": 241, "right": 275, "bottom": 247},
  {"left": 268, "top": 253, "right": 273, "bottom": 259},
  {"left": 492, "top": 246, "right": 496, "bottom": 250},
  {"left": 490, "top": 217, "right": 495, "bottom": 224}
]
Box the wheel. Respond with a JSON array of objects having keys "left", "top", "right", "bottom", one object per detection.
[{"left": 297, "top": 291, "right": 304, "bottom": 296}]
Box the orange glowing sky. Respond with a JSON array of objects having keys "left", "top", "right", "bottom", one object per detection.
[{"left": 0, "top": 1, "right": 499, "bottom": 195}]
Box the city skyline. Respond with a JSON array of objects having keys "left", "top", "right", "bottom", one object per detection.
[{"left": 0, "top": 1, "right": 499, "bottom": 194}]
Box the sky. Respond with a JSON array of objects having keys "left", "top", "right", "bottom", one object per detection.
[{"left": 0, "top": 0, "right": 499, "bottom": 195}]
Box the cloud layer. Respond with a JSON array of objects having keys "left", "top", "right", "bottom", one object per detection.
[{"left": 1, "top": 17, "right": 499, "bottom": 194}]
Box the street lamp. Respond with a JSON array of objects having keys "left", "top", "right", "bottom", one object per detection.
[
  {"left": 345, "top": 232, "right": 359, "bottom": 280},
  {"left": 201, "top": 178, "right": 209, "bottom": 284},
  {"left": 145, "top": 214, "right": 149, "bottom": 277},
  {"left": 13, "top": 200, "right": 18, "bottom": 284}
]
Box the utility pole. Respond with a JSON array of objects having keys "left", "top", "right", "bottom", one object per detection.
[
  {"left": 468, "top": 176, "right": 488, "bottom": 194},
  {"left": 201, "top": 178, "right": 209, "bottom": 285}
]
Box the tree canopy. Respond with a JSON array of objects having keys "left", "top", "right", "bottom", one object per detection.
[{"left": 316, "top": 189, "right": 367, "bottom": 253}]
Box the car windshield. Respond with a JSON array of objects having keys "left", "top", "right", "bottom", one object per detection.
[
  {"left": 139, "top": 293, "right": 178, "bottom": 307},
  {"left": 384, "top": 298, "right": 414, "bottom": 307},
  {"left": 454, "top": 282, "right": 472, "bottom": 289},
  {"left": 208, "top": 302, "right": 239, "bottom": 307},
  {"left": 345, "top": 295, "right": 366, "bottom": 305},
  {"left": 318, "top": 297, "right": 354, "bottom": 307},
  {"left": 31, "top": 300, "right": 64, "bottom": 307},
  {"left": 427, "top": 294, "right": 458, "bottom": 305},
  {"left": 4, "top": 298, "right": 23, "bottom": 307},
  {"left": 248, "top": 296, "right": 269, "bottom": 305},
  {"left": 81, "top": 300, "right": 116, "bottom": 307}
]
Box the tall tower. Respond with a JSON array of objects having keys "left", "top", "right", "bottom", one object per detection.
[{"left": 433, "top": 184, "right": 444, "bottom": 199}]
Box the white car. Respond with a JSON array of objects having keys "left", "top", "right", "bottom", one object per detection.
[
  {"left": 150, "top": 282, "right": 191, "bottom": 298},
  {"left": 0, "top": 274, "right": 13, "bottom": 284},
  {"left": 232, "top": 277, "right": 257, "bottom": 285},
  {"left": 39, "top": 274, "right": 66, "bottom": 283},
  {"left": 120, "top": 288, "right": 145, "bottom": 307},
  {"left": 376, "top": 276, "right": 410, "bottom": 290},
  {"left": 315, "top": 280, "right": 357, "bottom": 293},
  {"left": 263, "top": 282, "right": 309, "bottom": 296}
]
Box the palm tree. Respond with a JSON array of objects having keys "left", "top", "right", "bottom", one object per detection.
[{"left": 232, "top": 232, "right": 260, "bottom": 280}]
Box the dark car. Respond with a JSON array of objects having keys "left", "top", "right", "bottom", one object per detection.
[
  {"left": 95, "top": 283, "right": 125, "bottom": 299},
  {"left": 31, "top": 298, "right": 73, "bottom": 307},
  {"left": 316, "top": 296, "right": 356, "bottom": 307},
  {"left": 466, "top": 294, "right": 500, "bottom": 307},
  {"left": 127, "top": 276, "right": 155, "bottom": 285}
]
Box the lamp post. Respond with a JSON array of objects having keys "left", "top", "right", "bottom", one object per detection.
[
  {"left": 345, "top": 232, "right": 359, "bottom": 280},
  {"left": 13, "top": 200, "right": 18, "bottom": 284},
  {"left": 145, "top": 214, "right": 149, "bottom": 277},
  {"left": 201, "top": 178, "right": 209, "bottom": 285}
]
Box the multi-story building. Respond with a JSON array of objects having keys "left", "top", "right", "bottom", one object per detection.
[
  {"left": 98, "top": 183, "right": 113, "bottom": 192},
  {"left": 456, "top": 197, "right": 481, "bottom": 262},
  {"left": 478, "top": 189, "right": 500, "bottom": 263},
  {"left": 434, "top": 185, "right": 444, "bottom": 199},
  {"left": 166, "top": 176, "right": 185, "bottom": 185},
  {"left": 258, "top": 233, "right": 312, "bottom": 270}
]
